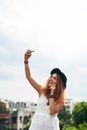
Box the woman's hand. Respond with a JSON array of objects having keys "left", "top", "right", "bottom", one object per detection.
[
  {"left": 24, "top": 49, "right": 34, "bottom": 61},
  {"left": 49, "top": 85, "right": 56, "bottom": 95}
]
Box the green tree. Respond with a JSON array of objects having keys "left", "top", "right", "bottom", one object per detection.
[
  {"left": 72, "top": 101, "right": 87, "bottom": 126},
  {"left": 62, "top": 124, "right": 78, "bottom": 130},
  {"left": 58, "top": 106, "right": 72, "bottom": 129},
  {"left": 78, "top": 121, "right": 87, "bottom": 130}
]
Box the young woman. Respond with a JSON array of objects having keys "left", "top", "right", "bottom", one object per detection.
[{"left": 24, "top": 49, "right": 67, "bottom": 130}]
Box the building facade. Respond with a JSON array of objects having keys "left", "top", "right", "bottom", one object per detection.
[
  {"left": 0, "top": 99, "right": 37, "bottom": 130},
  {"left": 0, "top": 100, "right": 11, "bottom": 130},
  {"left": 65, "top": 98, "right": 74, "bottom": 114}
]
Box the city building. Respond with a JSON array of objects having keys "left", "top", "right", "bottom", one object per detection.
[
  {"left": 0, "top": 97, "right": 75, "bottom": 129},
  {"left": 11, "top": 108, "right": 30, "bottom": 130},
  {"left": 0, "top": 100, "right": 11, "bottom": 130},
  {"left": 0, "top": 99, "right": 37, "bottom": 130},
  {"left": 65, "top": 98, "right": 74, "bottom": 114}
]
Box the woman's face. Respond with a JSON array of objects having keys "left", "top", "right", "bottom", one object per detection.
[{"left": 48, "top": 73, "right": 58, "bottom": 88}]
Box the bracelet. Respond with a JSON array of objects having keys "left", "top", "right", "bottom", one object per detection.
[
  {"left": 50, "top": 95, "right": 55, "bottom": 98},
  {"left": 24, "top": 61, "right": 28, "bottom": 64}
]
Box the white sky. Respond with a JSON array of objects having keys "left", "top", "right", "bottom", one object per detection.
[{"left": 0, "top": 0, "right": 87, "bottom": 103}]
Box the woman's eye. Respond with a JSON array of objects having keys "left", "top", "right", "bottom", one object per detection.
[{"left": 54, "top": 77, "right": 57, "bottom": 80}]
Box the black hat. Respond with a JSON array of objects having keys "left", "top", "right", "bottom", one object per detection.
[{"left": 50, "top": 68, "right": 67, "bottom": 88}]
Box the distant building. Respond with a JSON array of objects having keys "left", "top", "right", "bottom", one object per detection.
[
  {"left": 0, "top": 99, "right": 37, "bottom": 130},
  {"left": 0, "top": 98, "right": 76, "bottom": 129},
  {"left": 65, "top": 98, "right": 74, "bottom": 114},
  {"left": 0, "top": 100, "right": 11, "bottom": 130},
  {"left": 28, "top": 102, "right": 37, "bottom": 117},
  {"left": 9, "top": 101, "right": 37, "bottom": 130},
  {"left": 11, "top": 108, "right": 30, "bottom": 130}
]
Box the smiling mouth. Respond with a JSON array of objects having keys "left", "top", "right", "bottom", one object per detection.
[{"left": 49, "top": 81, "right": 53, "bottom": 85}]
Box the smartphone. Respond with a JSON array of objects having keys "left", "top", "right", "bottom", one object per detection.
[{"left": 31, "top": 50, "right": 35, "bottom": 53}]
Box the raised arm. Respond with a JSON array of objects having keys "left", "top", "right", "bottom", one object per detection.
[{"left": 24, "top": 49, "right": 42, "bottom": 95}]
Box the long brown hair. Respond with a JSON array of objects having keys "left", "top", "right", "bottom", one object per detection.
[{"left": 44, "top": 75, "right": 65, "bottom": 103}]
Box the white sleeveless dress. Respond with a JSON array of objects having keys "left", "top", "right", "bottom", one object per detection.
[{"left": 29, "top": 94, "right": 60, "bottom": 130}]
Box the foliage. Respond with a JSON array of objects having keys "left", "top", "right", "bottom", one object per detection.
[
  {"left": 62, "top": 124, "right": 78, "bottom": 130},
  {"left": 78, "top": 121, "right": 87, "bottom": 130},
  {"left": 24, "top": 119, "right": 31, "bottom": 130},
  {"left": 5, "top": 125, "right": 11, "bottom": 130},
  {"left": 72, "top": 101, "right": 87, "bottom": 126},
  {"left": 0, "top": 125, "right": 11, "bottom": 130},
  {"left": 58, "top": 106, "right": 72, "bottom": 129}
]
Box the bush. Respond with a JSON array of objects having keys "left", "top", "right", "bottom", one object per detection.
[
  {"left": 78, "top": 122, "right": 87, "bottom": 130},
  {"left": 62, "top": 124, "right": 78, "bottom": 130},
  {"left": 72, "top": 101, "right": 87, "bottom": 126}
]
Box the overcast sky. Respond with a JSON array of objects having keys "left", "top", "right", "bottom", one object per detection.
[{"left": 0, "top": 0, "right": 87, "bottom": 103}]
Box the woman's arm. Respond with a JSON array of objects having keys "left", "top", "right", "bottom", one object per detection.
[
  {"left": 49, "top": 98, "right": 64, "bottom": 115},
  {"left": 49, "top": 89, "right": 65, "bottom": 115},
  {"left": 24, "top": 49, "right": 42, "bottom": 95}
]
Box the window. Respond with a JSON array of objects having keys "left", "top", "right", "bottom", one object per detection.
[{"left": 12, "top": 117, "right": 17, "bottom": 123}]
